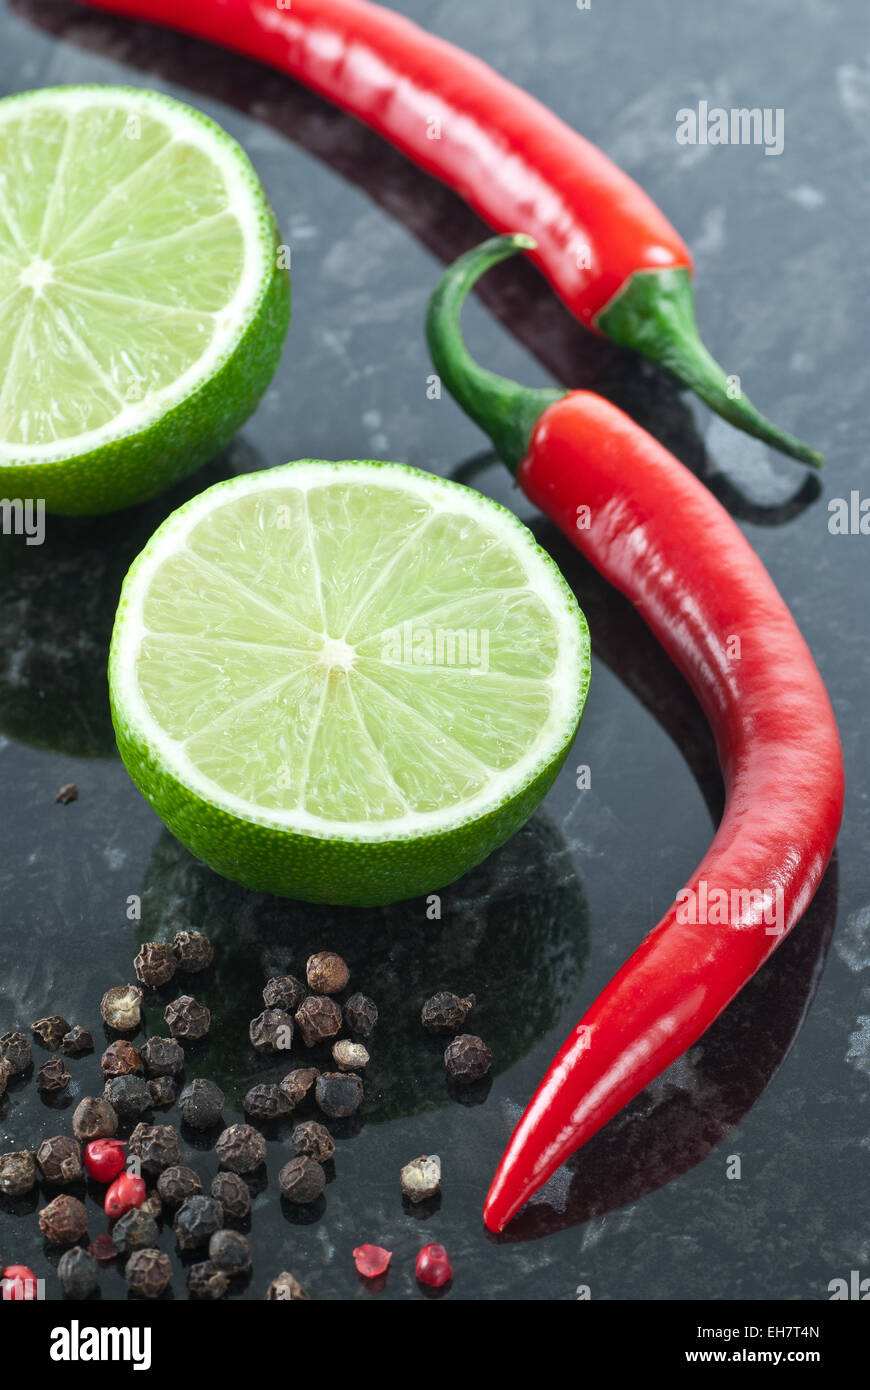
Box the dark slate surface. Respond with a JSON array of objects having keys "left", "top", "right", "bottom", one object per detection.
[{"left": 0, "top": 0, "right": 867, "bottom": 1301}]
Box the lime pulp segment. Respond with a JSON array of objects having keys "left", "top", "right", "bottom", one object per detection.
[
  {"left": 0, "top": 86, "right": 289, "bottom": 513},
  {"left": 109, "top": 461, "right": 590, "bottom": 902}
]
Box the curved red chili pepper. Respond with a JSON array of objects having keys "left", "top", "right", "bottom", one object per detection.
[
  {"left": 74, "top": 0, "right": 821, "bottom": 466},
  {"left": 425, "top": 235, "right": 844, "bottom": 1233}
]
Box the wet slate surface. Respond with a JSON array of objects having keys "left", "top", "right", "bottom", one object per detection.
[{"left": 1, "top": 0, "right": 868, "bottom": 1301}]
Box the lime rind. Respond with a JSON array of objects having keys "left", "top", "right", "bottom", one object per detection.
[
  {"left": 107, "top": 455, "right": 583, "bottom": 828},
  {"left": 0, "top": 86, "right": 290, "bottom": 514},
  {"left": 110, "top": 460, "right": 590, "bottom": 905}
]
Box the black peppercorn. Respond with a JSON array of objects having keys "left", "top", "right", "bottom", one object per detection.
[
  {"left": 244, "top": 1083, "right": 292, "bottom": 1120},
  {"left": 125, "top": 1248, "right": 172, "bottom": 1299},
  {"left": 214, "top": 1124, "right": 266, "bottom": 1174},
  {"left": 332, "top": 1040, "right": 369, "bottom": 1071},
  {"left": 134, "top": 942, "right": 177, "bottom": 988},
  {"left": 157, "top": 1165, "right": 203, "bottom": 1208},
  {"left": 60, "top": 1025, "right": 94, "bottom": 1056},
  {"left": 0, "top": 1150, "right": 37, "bottom": 1197},
  {"left": 140, "top": 1036, "right": 185, "bottom": 1077},
  {"left": 188, "top": 1259, "right": 229, "bottom": 1300},
  {"left": 140, "top": 1190, "right": 163, "bottom": 1221},
  {"left": 292, "top": 1120, "right": 335, "bottom": 1164},
  {"left": 112, "top": 1207, "right": 160, "bottom": 1254},
  {"left": 315, "top": 1071, "right": 363, "bottom": 1119},
  {"left": 178, "top": 1077, "right": 224, "bottom": 1130},
  {"left": 100, "top": 985, "right": 144, "bottom": 1032},
  {"left": 165, "top": 994, "right": 210, "bottom": 1040},
  {"left": 147, "top": 1076, "right": 177, "bottom": 1108},
  {"left": 279, "top": 1068, "right": 319, "bottom": 1107},
  {"left": 101, "top": 1040, "right": 141, "bottom": 1076},
  {"left": 421, "top": 991, "right": 476, "bottom": 1034},
  {"left": 210, "top": 1171, "right": 251, "bottom": 1221},
  {"left": 400, "top": 1154, "right": 442, "bottom": 1204},
  {"left": 295, "top": 996, "right": 342, "bottom": 1047},
  {"left": 127, "top": 1123, "right": 181, "bottom": 1174},
  {"left": 73, "top": 1097, "right": 119, "bottom": 1142},
  {"left": 58, "top": 1246, "right": 99, "bottom": 1298},
  {"left": 174, "top": 1194, "right": 223, "bottom": 1251},
  {"left": 36, "top": 1135, "right": 83, "bottom": 1185},
  {"left": 37, "top": 1056, "right": 71, "bottom": 1093},
  {"left": 262, "top": 974, "right": 306, "bottom": 1013},
  {"left": 55, "top": 782, "right": 78, "bottom": 804},
  {"left": 278, "top": 1155, "right": 325, "bottom": 1205},
  {"left": 264, "top": 1271, "right": 310, "bottom": 1300},
  {"left": 103, "top": 1074, "right": 151, "bottom": 1122},
  {"left": 172, "top": 930, "right": 214, "bottom": 973},
  {"left": 209, "top": 1228, "right": 252, "bottom": 1275},
  {"left": 306, "top": 951, "right": 349, "bottom": 995},
  {"left": 443, "top": 1033, "right": 492, "bottom": 1083},
  {"left": 344, "top": 992, "right": 378, "bottom": 1037},
  {"left": 39, "top": 1193, "right": 88, "bottom": 1244},
  {"left": 0, "top": 1030, "right": 32, "bottom": 1074},
  {"left": 31, "top": 1015, "right": 71, "bottom": 1049},
  {"left": 248, "top": 1008, "right": 294, "bottom": 1053}
]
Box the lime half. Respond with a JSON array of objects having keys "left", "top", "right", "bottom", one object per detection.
[
  {"left": 109, "top": 461, "right": 590, "bottom": 906},
  {"left": 0, "top": 86, "right": 289, "bottom": 515}
]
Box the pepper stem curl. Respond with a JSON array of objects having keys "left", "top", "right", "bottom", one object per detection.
[{"left": 425, "top": 235, "right": 565, "bottom": 474}]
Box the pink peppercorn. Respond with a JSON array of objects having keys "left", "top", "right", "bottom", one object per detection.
[
  {"left": 104, "top": 1171, "right": 145, "bottom": 1219},
  {"left": 415, "top": 1243, "right": 453, "bottom": 1288},
  {"left": 353, "top": 1244, "right": 392, "bottom": 1278},
  {"left": 1, "top": 1265, "right": 39, "bottom": 1300},
  {"left": 84, "top": 1138, "right": 127, "bottom": 1184}
]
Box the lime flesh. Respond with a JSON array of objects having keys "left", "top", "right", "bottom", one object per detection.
[
  {"left": 110, "top": 461, "right": 590, "bottom": 906},
  {"left": 0, "top": 86, "right": 289, "bottom": 514}
]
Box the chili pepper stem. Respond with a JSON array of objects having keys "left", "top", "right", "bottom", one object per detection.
[
  {"left": 595, "top": 268, "right": 823, "bottom": 468},
  {"left": 425, "top": 235, "right": 566, "bottom": 474}
]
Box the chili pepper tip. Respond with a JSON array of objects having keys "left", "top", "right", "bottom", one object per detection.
[{"left": 596, "top": 267, "right": 824, "bottom": 468}]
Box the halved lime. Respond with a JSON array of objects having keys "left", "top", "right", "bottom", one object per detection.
[
  {"left": 0, "top": 86, "right": 290, "bottom": 515},
  {"left": 109, "top": 461, "right": 590, "bottom": 906}
]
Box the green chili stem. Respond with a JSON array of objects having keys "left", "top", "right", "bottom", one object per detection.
[
  {"left": 425, "top": 235, "right": 566, "bottom": 475},
  {"left": 595, "top": 268, "right": 823, "bottom": 468}
]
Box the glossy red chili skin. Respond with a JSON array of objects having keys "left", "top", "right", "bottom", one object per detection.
[
  {"left": 76, "top": 0, "right": 690, "bottom": 325},
  {"left": 483, "top": 393, "right": 844, "bottom": 1232}
]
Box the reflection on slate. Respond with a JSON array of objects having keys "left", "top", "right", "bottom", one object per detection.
[
  {"left": 495, "top": 860, "right": 838, "bottom": 1240},
  {"left": 0, "top": 444, "right": 258, "bottom": 757},
  {"left": 138, "top": 814, "right": 589, "bottom": 1120}
]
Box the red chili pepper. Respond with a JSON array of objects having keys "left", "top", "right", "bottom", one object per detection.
[
  {"left": 426, "top": 235, "right": 844, "bottom": 1233},
  {"left": 74, "top": 0, "right": 820, "bottom": 467}
]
